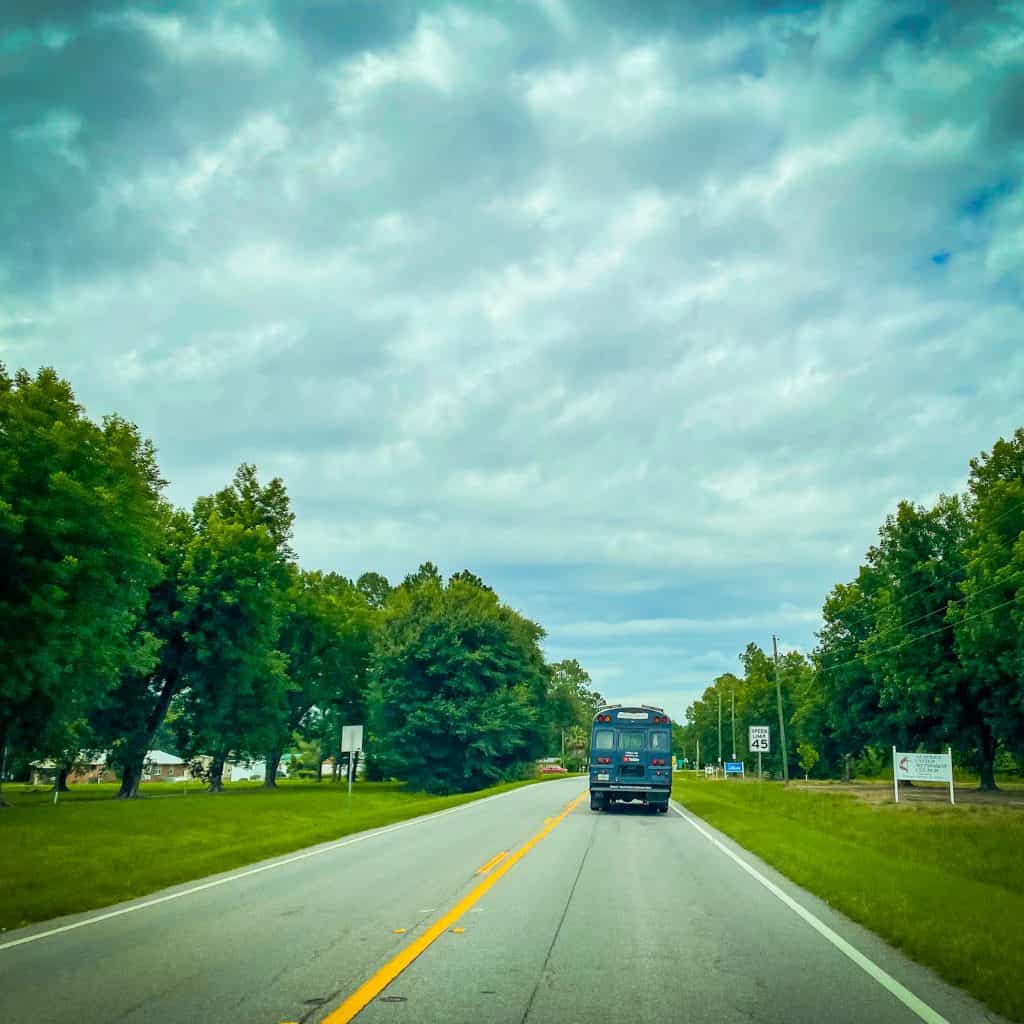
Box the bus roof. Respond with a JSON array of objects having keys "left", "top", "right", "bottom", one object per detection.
[{"left": 593, "top": 704, "right": 669, "bottom": 720}]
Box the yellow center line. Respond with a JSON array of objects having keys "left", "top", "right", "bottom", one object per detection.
[
  {"left": 321, "top": 791, "right": 587, "bottom": 1024},
  {"left": 475, "top": 850, "right": 509, "bottom": 875}
]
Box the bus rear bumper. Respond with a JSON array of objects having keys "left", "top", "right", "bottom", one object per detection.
[{"left": 589, "top": 783, "right": 670, "bottom": 805}]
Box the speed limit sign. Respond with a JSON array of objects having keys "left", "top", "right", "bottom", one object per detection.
[{"left": 749, "top": 726, "right": 770, "bottom": 753}]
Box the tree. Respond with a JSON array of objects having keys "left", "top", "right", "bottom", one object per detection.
[
  {"left": 356, "top": 572, "right": 392, "bottom": 610},
  {"left": 815, "top": 575, "right": 883, "bottom": 778},
  {"left": 861, "top": 497, "right": 971, "bottom": 750},
  {"left": 402, "top": 561, "right": 443, "bottom": 589},
  {"left": 265, "top": 570, "right": 375, "bottom": 787},
  {"left": 368, "top": 570, "right": 549, "bottom": 793},
  {"left": 797, "top": 742, "right": 820, "bottom": 780},
  {"left": 173, "top": 467, "right": 295, "bottom": 792},
  {"left": 193, "top": 462, "right": 294, "bottom": 554},
  {"left": 950, "top": 430, "right": 1024, "bottom": 789},
  {"left": 545, "top": 658, "right": 603, "bottom": 760},
  {"left": 0, "top": 366, "right": 164, "bottom": 806},
  {"left": 449, "top": 569, "right": 492, "bottom": 592},
  {"left": 89, "top": 507, "right": 195, "bottom": 798}
]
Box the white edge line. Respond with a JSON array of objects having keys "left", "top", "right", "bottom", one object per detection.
[
  {"left": 669, "top": 802, "right": 949, "bottom": 1024},
  {"left": 0, "top": 780, "right": 580, "bottom": 953}
]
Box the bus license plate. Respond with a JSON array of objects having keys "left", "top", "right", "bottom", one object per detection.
[{"left": 597, "top": 772, "right": 609, "bottom": 781}]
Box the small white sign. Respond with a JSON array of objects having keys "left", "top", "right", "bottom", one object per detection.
[
  {"left": 618, "top": 711, "right": 649, "bottom": 720},
  {"left": 749, "top": 726, "right": 770, "bottom": 753},
  {"left": 341, "top": 725, "right": 364, "bottom": 753},
  {"left": 894, "top": 751, "right": 950, "bottom": 782}
]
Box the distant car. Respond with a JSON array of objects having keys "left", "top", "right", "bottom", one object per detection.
[{"left": 539, "top": 764, "right": 569, "bottom": 774}]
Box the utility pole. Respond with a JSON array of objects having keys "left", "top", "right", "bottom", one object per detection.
[
  {"left": 731, "top": 688, "right": 736, "bottom": 761},
  {"left": 717, "top": 690, "right": 722, "bottom": 764},
  {"left": 772, "top": 634, "right": 790, "bottom": 783},
  {"left": 696, "top": 737, "right": 701, "bottom": 771}
]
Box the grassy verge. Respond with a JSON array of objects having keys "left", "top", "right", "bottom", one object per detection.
[
  {"left": 0, "top": 775, "right": 568, "bottom": 933},
  {"left": 672, "top": 776, "right": 1024, "bottom": 1022}
]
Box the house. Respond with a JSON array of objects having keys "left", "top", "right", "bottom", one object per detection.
[
  {"left": 224, "top": 758, "right": 267, "bottom": 782},
  {"left": 30, "top": 754, "right": 117, "bottom": 785},
  {"left": 223, "top": 757, "right": 291, "bottom": 782},
  {"left": 141, "top": 750, "right": 191, "bottom": 782},
  {"left": 321, "top": 755, "right": 365, "bottom": 780},
  {"left": 29, "top": 750, "right": 191, "bottom": 786}
]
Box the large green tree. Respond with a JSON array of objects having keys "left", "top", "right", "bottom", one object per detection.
[
  {"left": 950, "top": 430, "right": 1024, "bottom": 789},
  {"left": 0, "top": 366, "right": 164, "bottom": 805},
  {"left": 173, "top": 467, "right": 294, "bottom": 792},
  {"left": 89, "top": 506, "right": 195, "bottom": 798},
  {"left": 265, "top": 569, "right": 375, "bottom": 787},
  {"left": 368, "top": 566, "right": 549, "bottom": 793},
  {"left": 859, "top": 497, "right": 988, "bottom": 771}
]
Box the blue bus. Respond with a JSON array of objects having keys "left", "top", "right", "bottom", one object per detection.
[{"left": 589, "top": 704, "right": 672, "bottom": 813}]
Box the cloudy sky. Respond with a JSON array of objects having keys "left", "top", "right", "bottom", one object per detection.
[{"left": 3, "top": 0, "right": 1023, "bottom": 719}]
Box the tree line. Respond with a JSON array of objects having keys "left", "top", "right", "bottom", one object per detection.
[
  {"left": 676, "top": 427, "right": 1024, "bottom": 790},
  {"left": 0, "top": 365, "right": 603, "bottom": 804}
]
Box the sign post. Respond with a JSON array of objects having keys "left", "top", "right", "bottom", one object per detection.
[
  {"left": 749, "top": 726, "right": 770, "bottom": 781},
  {"left": 341, "top": 724, "right": 364, "bottom": 809},
  {"left": 892, "top": 746, "right": 955, "bottom": 805}
]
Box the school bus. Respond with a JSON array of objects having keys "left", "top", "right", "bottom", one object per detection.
[{"left": 588, "top": 704, "right": 672, "bottom": 813}]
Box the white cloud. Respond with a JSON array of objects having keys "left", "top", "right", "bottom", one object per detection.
[
  {"left": 554, "top": 608, "right": 821, "bottom": 639},
  {"left": 120, "top": 10, "right": 281, "bottom": 63}
]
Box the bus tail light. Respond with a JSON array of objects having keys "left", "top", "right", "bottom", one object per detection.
[
  {"left": 596, "top": 756, "right": 611, "bottom": 764},
  {"left": 651, "top": 758, "right": 665, "bottom": 766}
]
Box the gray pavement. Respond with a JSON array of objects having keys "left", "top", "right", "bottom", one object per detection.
[{"left": 0, "top": 777, "right": 1009, "bottom": 1024}]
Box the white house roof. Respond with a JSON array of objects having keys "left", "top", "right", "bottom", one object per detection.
[{"left": 144, "top": 750, "right": 185, "bottom": 765}]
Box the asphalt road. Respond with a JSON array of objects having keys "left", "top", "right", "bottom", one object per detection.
[{"left": 0, "top": 777, "right": 1007, "bottom": 1024}]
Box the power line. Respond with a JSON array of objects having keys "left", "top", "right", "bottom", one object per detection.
[
  {"left": 833, "top": 570, "right": 1018, "bottom": 649},
  {"left": 814, "top": 592, "right": 1021, "bottom": 679},
  {"left": 836, "top": 494, "right": 1024, "bottom": 629}
]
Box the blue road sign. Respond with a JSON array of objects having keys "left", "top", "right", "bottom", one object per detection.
[{"left": 724, "top": 761, "right": 744, "bottom": 775}]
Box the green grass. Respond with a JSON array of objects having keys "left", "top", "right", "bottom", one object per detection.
[
  {"left": 0, "top": 775, "right": 566, "bottom": 933},
  {"left": 673, "top": 777, "right": 1024, "bottom": 1022}
]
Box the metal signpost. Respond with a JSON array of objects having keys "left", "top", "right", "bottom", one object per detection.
[
  {"left": 342, "top": 724, "right": 364, "bottom": 808},
  {"left": 892, "top": 746, "right": 955, "bottom": 805},
  {"left": 749, "top": 725, "right": 770, "bottom": 780}
]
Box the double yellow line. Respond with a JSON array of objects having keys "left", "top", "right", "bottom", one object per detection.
[{"left": 322, "top": 791, "right": 587, "bottom": 1023}]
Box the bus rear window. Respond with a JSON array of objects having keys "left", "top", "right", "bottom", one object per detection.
[
  {"left": 650, "top": 732, "right": 669, "bottom": 750},
  {"left": 617, "top": 731, "right": 645, "bottom": 750},
  {"left": 593, "top": 730, "right": 614, "bottom": 750}
]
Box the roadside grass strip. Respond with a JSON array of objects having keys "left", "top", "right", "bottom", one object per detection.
[{"left": 672, "top": 776, "right": 1024, "bottom": 1022}]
